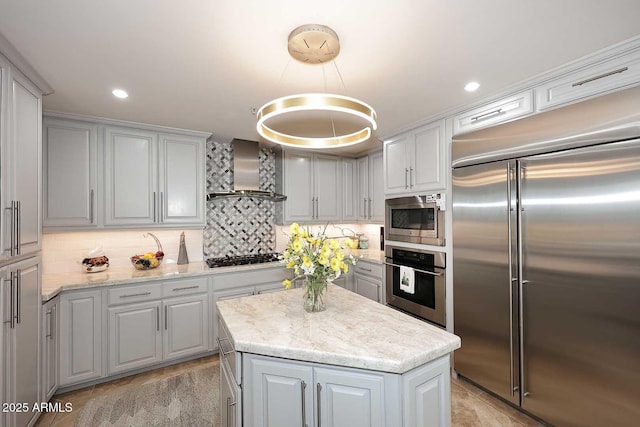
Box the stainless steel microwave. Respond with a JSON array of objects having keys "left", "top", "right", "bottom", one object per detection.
[{"left": 385, "top": 194, "right": 445, "bottom": 246}]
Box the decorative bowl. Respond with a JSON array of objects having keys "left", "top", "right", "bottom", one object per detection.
[
  {"left": 131, "top": 232, "right": 165, "bottom": 270},
  {"left": 82, "top": 256, "right": 109, "bottom": 273},
  {"left": 130, "top": 253, "right": 164, "bottom": 270}
]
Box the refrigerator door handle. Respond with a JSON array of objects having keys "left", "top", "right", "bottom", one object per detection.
[
  {"left": 517, "top": 161, "right": 526, "bottom": 398},
  {"left": 507, "top": 165, "right": 518, "bottom": 396}
]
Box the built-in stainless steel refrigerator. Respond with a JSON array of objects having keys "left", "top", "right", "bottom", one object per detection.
[{"left": 452, "top": 86, "right": 640, "bottom": 426}]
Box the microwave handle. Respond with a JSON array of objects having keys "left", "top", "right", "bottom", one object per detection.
[{"left": 383, "top": 261, "right": 443, "bottom": 277}]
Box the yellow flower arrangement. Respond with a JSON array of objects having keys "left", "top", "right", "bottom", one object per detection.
[{"left": 281, "top": 223, "right": 356, "bottom": 311}]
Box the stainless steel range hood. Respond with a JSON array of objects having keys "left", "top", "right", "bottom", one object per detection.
[{"left": 206, "top": 139, "right": 286, "bottom": 201}]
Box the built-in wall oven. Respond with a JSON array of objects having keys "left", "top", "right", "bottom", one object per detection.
[
  {"left": 385, "top": 194, "right": 445, "bottom": 246},
  {"left": 385, "top": 245, "right": 446, "bottom": 327}
]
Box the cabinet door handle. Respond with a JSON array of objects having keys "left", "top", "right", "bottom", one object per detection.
[
  {"left": 15, "top": 270, "right": 21, "bottom": 324},
  {"left": 301, "top": 380, "right": 307, "bottom": 427},
  {"left": 51, "top": 305, "right": 56, "bottom": 340},
  {"left": 165, "top": 305, "right": 168, "bottom": 330},
  {"left": 3, "top": 277, "right": 14, "bottom": 328},
  {"left": 410, "top": 168, "right": 414, "bottom": 188},
  {"left": 368, "top": 198, "right": 372, "bottom": 219},
  {"left": 471, "top": 108, "right": 503, "bottom": 122},
  {"left": 404, "top": 168, "right": 409, "bottom": 189},
  {"left": 156, "top": 306, "right": 160, "bottom": 331},
  {"left": 160, "top": 192, "right": 164, "bottom": 222},
  {"left": 316, "top": 383, "right": 322, "bottom": 427},
  {"left": 571, "top": 66, "right": 628, "bottom": 87},
  {"left": 153, "top": 192, "right": 157, "bottom": 222},
  {"left": 46, "top": 309, "right": 52, "bottom": 338},
  {"left": 89, "top": 189, "right": 94, "bottom": 223},
  {"left": 172, "top": 285, "right": 199, "bottom": 292},
  {"left": 226, "top": 396, "right": 236, "bottom": 427},
  {"left": 15, "top": 201, "right": 21, "bottom": 255},
  {"left": 119, "top": 292, "right": 152, "bottom": 299},
  {"left": 5, "top": 203, "right": 15, "bottom": 256}
]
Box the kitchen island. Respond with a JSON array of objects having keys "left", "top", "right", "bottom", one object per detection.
[{"left": 216, "top": 284, "right": 461, "bottom": 427}]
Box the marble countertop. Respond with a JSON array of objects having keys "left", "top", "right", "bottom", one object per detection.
[
  {"left": 41, "top": 250, "right": 384, "bottom": 302},
  {"left": 41, "top": 261, "right": 285, "bottom": 301},
  {"left": 346, "top": 249, "right": 385, "bottom": 264},
  {"left": 216, "top": 284, "right": 460, "bottom": 374}
]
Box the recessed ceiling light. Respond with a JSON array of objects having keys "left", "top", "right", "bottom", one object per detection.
[
  {"left": 464, "top": 81, "right": 480, "bottom": 92},
  {"left": 112, "top": 89, "right": 128, "bottom": 99}
]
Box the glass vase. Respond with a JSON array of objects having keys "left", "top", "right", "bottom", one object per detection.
[{"left": 303, "top": 279, "right": 327, "bottom": 312}]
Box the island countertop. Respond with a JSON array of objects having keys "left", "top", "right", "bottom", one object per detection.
[{"left": 216, "top": 284, "right": 461, "bottom": 374}]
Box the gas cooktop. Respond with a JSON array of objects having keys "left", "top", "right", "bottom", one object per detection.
[{"left": 206, "top": 253, "right": 281, "bottom": 268}]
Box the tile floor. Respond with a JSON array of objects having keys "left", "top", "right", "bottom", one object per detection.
[{"left": 35, "top": 355, "right": 542, "bottom": 427}]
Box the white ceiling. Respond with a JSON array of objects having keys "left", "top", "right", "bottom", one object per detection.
[{"left": 1, "top": 0, "right": 639, "bottom": 155}]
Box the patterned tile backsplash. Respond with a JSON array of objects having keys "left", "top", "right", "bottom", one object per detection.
[{"left": 203, "top": 140, "right": 276, "bottom": 257}]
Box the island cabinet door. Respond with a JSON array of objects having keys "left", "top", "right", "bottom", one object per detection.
[
  {"left": 244, "top": 355, "right": 314, "bottom": 427},
  {"left": 403, "top": 355, "right": 451, "bottom": 427},
  {"left": 315, "top": 368, "right": 385, "bottom": 427}
]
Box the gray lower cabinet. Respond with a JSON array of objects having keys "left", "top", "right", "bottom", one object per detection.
[
  {"left": 41, "top": 296, "right": 59, "bottom": 402},
  {"left": 353, "top": 260, "right": 384, "bottom": 303},
  {"left": 106, "top": 278, "right": 209, "bottom": 375},
  {"left": 108, "top": 300, "right": 162, "bottom": 375},
  {"left": 242, "top": 352, "right": 451, "bottom": 427},
  {"left": 220, "top": 356, "right": 240, "bottom": 427},
  {"left": 2, "top": 257, "right": 42, "bottom": 427},
  {"left": 59, "top": 276, "right": 211, "bottom": 386},
  {"left": 163, "top": 294, "right": 209, "bottom": 360},
  {"left": 244, "top": 354, "right": 392, "bottom": 427},
  {"left": 59, "top": 289, "right": 102, "bottom": 386}
]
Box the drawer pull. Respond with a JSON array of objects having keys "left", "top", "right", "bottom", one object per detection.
[
  {"left": 471, "top": 108, "right": 503, "bottom": 122},
  {"left": 119, "top": 291, "right": 152, "bottom": 299},
  {"left": 359, "top": 267, "right": 372, "bottom": 272},
  {"left": 216, "top": 336, "right": 235, "bottom": 356},
  {"left": 571, "top": 66, "right": 628, "bottom": 87},
  {"left": 172, "top": 285, "right": 200, "bottom": 292}
]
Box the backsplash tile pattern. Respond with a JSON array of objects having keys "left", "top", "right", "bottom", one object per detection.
[{"left": 203, "top": 140, "right": 276, "bottom": 258}]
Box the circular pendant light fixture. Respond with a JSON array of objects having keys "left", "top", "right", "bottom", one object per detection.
[{"left": 256, "top": 24, "right": 377, "bottom": 149}]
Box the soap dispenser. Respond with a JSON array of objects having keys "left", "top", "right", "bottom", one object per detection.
[{"left": 177, "top": 232, "right": 189, "bottom": 265}]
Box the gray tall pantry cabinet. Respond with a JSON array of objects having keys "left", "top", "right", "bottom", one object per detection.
[{"left": 0, "top": 43, "right": 47, "bottom": 427}]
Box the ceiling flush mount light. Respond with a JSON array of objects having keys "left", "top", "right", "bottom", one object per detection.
[
  {"left": 464, "top": 81, "right": 480, "bottom": 92},
  {"left": 112, "top": 88, "right": 128, "bottom": 99},
  {"left": 256, "top": 24, "right": 377, "bottom": 149}
]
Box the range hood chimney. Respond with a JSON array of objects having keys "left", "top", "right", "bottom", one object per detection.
[{"left": 206, "top": 139, "right": 286, "bottom": 201}]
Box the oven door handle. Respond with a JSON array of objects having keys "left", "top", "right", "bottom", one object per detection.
[{"left": 383, "top": 261, "right": 444, "bottom": 277}]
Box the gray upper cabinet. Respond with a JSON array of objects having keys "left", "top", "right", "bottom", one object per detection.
[
  {"left": 43, "top": 115, "right": 208, "bottom": 230},
  {"left": 43, "top": 118, "right": 98, "bottom": 228},
  {"left": 452, "top": 91, "right": 533, "bottom": 135},
  {"left": 2, "top": 64, "right": 42, "bottom": 258},
  {"left": 158, "top": 133, "right": 205, "bottom": 225},
  {"left": 536, "top": 48, "right": 640, "bottom": 111},
  {"left": 280, "top": 151, "right": 342, "bottom": 223},
  {"left": 104, "top": 126, "right": 159, "bottom": 226},
  {"left": 384, "top": 120, "right": 446, "bottom": 195},
  {"left": 341, "top": 158, "right": 358, "bottom": 222},
  {"left": 357, "top": 151, "right": 383, "bottom": 222}
]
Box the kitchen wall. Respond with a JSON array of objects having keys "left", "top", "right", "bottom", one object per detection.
[
  {"left": 275, "top": 223, "right": 383, "bottom": 253},
  {"left": 203, "top": 140, "right": 276, "bottom": 257},
  {"left": 41, "top": 229, "right": 203, "bottom": 274}
]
